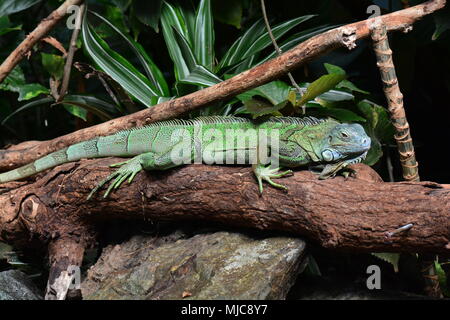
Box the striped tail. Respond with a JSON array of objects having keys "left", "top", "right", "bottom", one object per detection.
[{"left": 0, "top": 137, "right": 106, "bottom": 183}]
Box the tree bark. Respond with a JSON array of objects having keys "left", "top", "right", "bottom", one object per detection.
[
  {"left": 1, "top": 162, "right": 448, "bottom": 254},
  {"left": 0, "top": 0, "right": 445, "bottom": 171}
]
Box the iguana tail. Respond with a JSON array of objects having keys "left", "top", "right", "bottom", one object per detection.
[{"left": 0, "top": 138, "right": 104, "bottom": 183}]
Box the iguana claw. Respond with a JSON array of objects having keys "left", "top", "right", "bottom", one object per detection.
[
  {"left": 252, "top": 164, "right": 293, "bottom": 194},
  {"left": 87, "top": 157, "right": 143, "bottom": 200}
]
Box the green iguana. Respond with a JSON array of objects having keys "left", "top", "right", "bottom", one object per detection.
[{"left": 0, "top": 116, "right": 370, "bottom": 199}]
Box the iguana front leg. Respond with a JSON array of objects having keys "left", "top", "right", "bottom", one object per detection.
[
  {"left": 87, "top": 151, "right": 178, "bottom": 200},
  {"left": 252, "top": 163, "right": 293, "bottom": 194}
]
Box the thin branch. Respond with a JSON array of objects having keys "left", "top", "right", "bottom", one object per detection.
[
  {"left": 0, "top": 0, "right": 85, "bottom": 83},
  {"left": 260, "top": 0, "right": 306, "bottom": 112},
  {"left": 57, "top": 3, "right": 85, "bottom": 102}
]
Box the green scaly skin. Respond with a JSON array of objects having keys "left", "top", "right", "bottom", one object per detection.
[{"left": 0, "top": 116, "right": 371, "bottom": 199}]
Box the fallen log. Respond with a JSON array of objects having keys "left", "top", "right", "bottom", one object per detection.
[{"left": 0, "top": 162, "right": 448, "bottom": 254}]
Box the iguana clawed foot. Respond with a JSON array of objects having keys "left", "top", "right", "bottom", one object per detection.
[
  {"left": 252, "top": 164, "right": 293, "bottom": 194},
  {"left": 87, "top": 157, "right": 143, "bottom": 200}
]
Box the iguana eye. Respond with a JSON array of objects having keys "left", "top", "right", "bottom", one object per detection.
[{"left": 341, "top": 132, "right": 349, "bottom": 138}]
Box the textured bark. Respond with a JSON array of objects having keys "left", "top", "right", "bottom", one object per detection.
[
  {"left": 0, "top": 0, "right": 445, "bottom": 171},
  {"left": 0, "top": 162, "right": 448, "bottom": 254},
  {"left": 370, "top": 21, "right": 419, "bottom": 181}
]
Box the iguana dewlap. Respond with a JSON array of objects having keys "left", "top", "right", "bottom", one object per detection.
[{"left": 0, "top": 116, "right": 371, "bottom": 198}]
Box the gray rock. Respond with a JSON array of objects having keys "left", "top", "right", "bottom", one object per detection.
[
  {"left": 0, "top": 270, "right": 43, "bottom": 300},
  {"left": 82, "top": 231, "right": 306, "bottom": 300}
]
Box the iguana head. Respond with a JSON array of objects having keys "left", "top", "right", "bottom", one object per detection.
[{"left": 317, "top": 122, "right": 371, "bottom": 179}]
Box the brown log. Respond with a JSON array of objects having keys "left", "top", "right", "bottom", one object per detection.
[
  {"left": 0, "top": 162, "right": 449, "bottom": 254},
  {"left": 0, "top": 0, "right": 445, "bottom": 171}
]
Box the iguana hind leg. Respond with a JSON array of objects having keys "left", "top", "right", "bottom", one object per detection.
[{"left": 87, "top": 154, "right": 148, "bottom": 200}]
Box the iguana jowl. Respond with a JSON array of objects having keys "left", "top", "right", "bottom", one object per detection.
[{"left": 0, "top": 116, "right": 371, "bottom": 198}]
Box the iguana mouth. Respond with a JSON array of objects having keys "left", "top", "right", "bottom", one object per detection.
[{"left": 346, "top": 150, "right": 368, "bottom": 165}]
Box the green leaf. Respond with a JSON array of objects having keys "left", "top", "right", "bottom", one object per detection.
[
  {"left": 0, "top": 66, "right": 49, "bottom": 101},
  {"left": 194, "top": 0, "right": 214, "bottom": 70},
  {"left": 89, "top": 10, "right": 169, "bottom": 97},
  {"left": 237, "top": 81, "right": 291, "bottom": 105},
  {"left": 434, "top": 260, "right": 450, "bottom": 297},
  {"left": 0, "top": 16, "right": 21, "bottom": 36},
  {"left": 59, "top": 95, "right": 119, "bottom": 121},
  {"left": 1, "top": 97, "right": 53, "bottom": 125},
  {"left": 306, "top": 105, "right": 366, "bottom": 122},
  {"left": 324, "top": 63, "right": 369, "bottom": 94},
  {"left": 237, "top": 99, "right": 288, "bottom": 119},
  {"left": 432, "top": 4, "right": 450, "bottom": 40},
  {"left": 357, "top": 100, "right": 395, "bottom": 166},
  {"left": 297, "top": 73, "right": 346, "bottom": 106},
  {"left": 111, "top": 0, "right": 131, "bottom": 12},
  {"left": 372, "top": 253, "right": 400, "bottom": 273},
  {"left": 212, "top": 0, "right": 242, "bottom": 28},
  {"left": 41, "top": 53, "right": 65, "bottom": 80},
  {"left": 219, "top": 15, "right": 315, "bottom": 70},
  {"left": 133, "top": 0, "right": 162, "bottom": 32},
  {"left": 324, "top": 63, "right": 346, "bottom": 75},
  {"left": 0, "top": 0, "right": 40, "bottom": 17},
  {"left": 63, "top": 104, "right": 88, "bottom": 121},
  {"left": 259, "top": 25, "right": 335, "bottom": 64},
  {"left": 82, "top": 10, "right": 160, "bottom": 107},
  {"left": 171, "top": 27, "right": 222, "bottom": 87},
  {"left": 161, "top": 1, "right": 215, "bottom": 85},
  {"left": 16, "top": 83, "right": 49, "bottom": 101}
]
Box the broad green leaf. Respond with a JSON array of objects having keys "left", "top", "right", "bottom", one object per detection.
[
  {"left": 357, "top": 100, "right": 395, "bottom": 143},
  {"left": 82, "top": 10, "right": 160, "bottom": 107},
  {"left": 324, "top": 63, "right": 346, "bottom": 75},
  {"left": 89, "top": 10, "right": 169, "bottom": 97},
  {"left": 0, "top": 16, "right": 21, "bottom": 36},
  {"left": 0, "top": 0, "right": 40, "bottom": 17},
  {"left": 41, "top": 53, "right": 65, "bottom": 80},
  {"left": 212, "top": 0, "right": 242, "bottom": 28},
  {"left": 219, "top": 15, "right": 315, "bottom": 70},
  {"left": 237, "top": 81, "right": 291, "bottom": 105},
  {"left": 218, "top": 19, "right": 265, "bottom": 70},
  {"left": 241, "top": 15, "right": 315, "bottom": 63},
  {"left": 171, "top": 28, "right": 221, "bottom": 87},
  {"left": 1, "top": 97, "right": 53, "bottom": 125},
  {"left": 63, "top": 104, "right": 88, "bottom": 121},
  {"left": 194, "top": 0, "right": 214, "bottom": 70},
  {"left": 16, "top": 83, "right": 49, "bottom": 101},
  {"left": 133, "top": 0, "right": 163, "bottom": 32},
  {"left": 161, "top": 1, "right": 192, "bottom": 80},
  {"left": 357, "top": 100, "right": 395, "bottom": 165},
  {"left": 58, "top": 95, "right": 118, "bottom": 121},
  {"left": 0, "top": 66, "right": 49, "bottom": 101},
  {"left": 325, "top": 63, "right": 369, "bottom": 94},
  {"left": 297, "top": 73, "right": 346, "bottom": 106}
]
